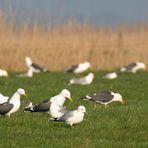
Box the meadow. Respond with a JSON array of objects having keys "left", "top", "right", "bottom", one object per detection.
[{"left": 0, "top": 71, "right": 148, "bottom": 147}]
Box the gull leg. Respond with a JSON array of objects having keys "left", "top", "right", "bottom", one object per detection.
[
  {"left": 94, "top": 104, "right": 97, "bottom": 109},
  {"left": 70, "top": 124, "right": 73, "bottom": 128},
  {"left": 105, "top": 104, "right": 107, "bottom": 108}
]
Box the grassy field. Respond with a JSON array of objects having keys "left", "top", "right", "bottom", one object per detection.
[{"left": 0, "top": 71, "right": 148, "bottom": 147}]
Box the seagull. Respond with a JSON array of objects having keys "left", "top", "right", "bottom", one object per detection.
[
  {"left": 0, "top": 69, "right": 8, "bottom": 77},
  {"left": 120, "top": 62, "right": 146, "bottom": 73},
  {"left": 64, "top": 61, "right": 91, "bottom": 73},
  {"left": 67, "top": 73, "right": 94, "bottom": 85},
  {"left": 0, "top": 93, "right": 9, "bottom": 104},
  {"left": 25, "top": 57, "right": 47, "bottom": 73},
  {"left": 103, "top": 72, "right": 118, "bottom": 79},
  {"left": 49, "top": 98, "right": 69, "bottom": 120},
  {"left": 0, "top": 88, "right": 27, "bottom": 117},
  {"left": 24, "top": 89, "right": 72, "bottom": 112},
  {"left": 55, "top": 105, "right": 86, "bottom": 127},
  {"left": 81, "top": 90, "right": 124, "bottom": 107}
]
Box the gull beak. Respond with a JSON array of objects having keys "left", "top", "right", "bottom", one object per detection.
[
  {"left": 23, "top": 93, "right": 28, "bottom": 97},
  {"left": 121, "top": 100, "right": 124, "bottom": 104},
  {"left": 68, "top": 97, "right": 73, "bottom": 102}
]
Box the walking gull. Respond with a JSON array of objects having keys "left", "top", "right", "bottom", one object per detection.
[
  {"left": 120, "top": 62, "right": 145, "bottom": 73},
  {"left": 81, "top": 90, "right": 124, "bottom": 107},
  {"left": 24, "top": 89, "right": 72, "bottom": 112},
  {"left": 67, "top": 73, "right": 94, "bottom": 85},
  {"left": 55, "top": 105, "right": 86, "bottom": 126},
  {"left": 64, "top": 61, "right": 90, "bottom": 73},
  {"left": 0, "top": 88, "right": 27, "bottom": 117}
]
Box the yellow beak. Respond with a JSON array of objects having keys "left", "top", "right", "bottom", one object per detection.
[
  {"left": 121, "top": 100, "right": 124, "bottom": 104},
  {"left": 69, "top": 98, "right": 73, "bottom": 102},
  {"left": 23, "top": 93, "right": 28, "bottom": 97}
]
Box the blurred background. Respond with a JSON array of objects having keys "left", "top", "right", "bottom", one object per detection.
[
  {"left": 0, "top": 0, "right": 148, "bottom": 71},
  {"left": 1, "top": 0, "right": 148, "bottom": 26}
]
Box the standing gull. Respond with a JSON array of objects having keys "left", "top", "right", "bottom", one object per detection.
[
  {"left": 81, "top": 90, "right": 124, "bottom": 107},
  {"left": 67, "top": 73, "right": 94, "bottom": 85},
  {"left": 24, "top": 89, "right": 72, "bottom": 112},
  {"left": 25, "top": 57, "right": 47, "bottom": 73},
  {"left": 0, "top": 88, "right": 27, "bottom": 117},
  {"left": 120, "top": 62, "right": 146, "bottom": 73},
  {"left": 55, "top": 105, "right": 86, "bottom": 127},
  {"left": 64, "top": 61, "right": 91, "bottom": 74}
]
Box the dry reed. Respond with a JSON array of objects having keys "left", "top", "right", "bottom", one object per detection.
[{"left": 0, "top": 13, "right": 148, "bottom": 71}]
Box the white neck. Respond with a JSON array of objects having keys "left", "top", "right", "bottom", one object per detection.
[
  {"left": 9, "top": 92, "right": 21, "bottom": 105},
  {"left": 57, "top": 94, "right": 66, "bottom": 106},
  {"left": 6, "top": 92, "right": 22, "bottom": 116}
]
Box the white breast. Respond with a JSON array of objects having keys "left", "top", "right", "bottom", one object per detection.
[
  {"left": 7, "top": 93, "right": 21, "bottom": 115},
  {"left": 66, "top": 111, "right": 84, "bottom": 125},
  {"left": 50, "top": 103, "right": 64, "bottom": 118}
]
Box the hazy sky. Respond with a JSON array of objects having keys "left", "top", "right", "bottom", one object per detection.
[{"left": 0, "top": 0, "right": 148, "bottom": 26}]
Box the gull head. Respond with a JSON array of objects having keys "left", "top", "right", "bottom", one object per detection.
[
  {"left": 84, "top": 61, "right": 91, "bottom": 68},
  {"left": 17, "top": 88, "right": 27, "bottom": 97},
  {"left": 60, "top": 89, "right": 72, "bottom": 102},
  {"left": 88, "top": 73, "right": 94, "bottom": 79},
  {"left": 77, "top": 105, "right": 86, "bottom": 113},
  {"left": 0, "top": 69, "right": 8, "bottom": 76},
  {"left": 25, "top": 57, "right": 32, "bottom": 67},
  {"left": 3, "top": 70, "right": 8, "bottom": 76},
  {"left": 112, "top": 93, "right": 124, "bottom": 104},
  {"left": 137, "top": 62, "right": 146, "bottom": 70}
]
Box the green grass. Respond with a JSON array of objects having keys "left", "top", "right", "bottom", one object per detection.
[{"left": 0, "top": 71, "right": 148, "bottom": 148}]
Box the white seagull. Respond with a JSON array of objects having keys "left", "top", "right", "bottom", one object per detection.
[
  {"left": 24, "top": 89, "right": 72, "bottom": 112},
  {"left": 0, "top": 93, "right": 9, "bottom": 104},
  {"left": 0, "top": 69, "right": 8, "bottom": 77},
  {"left": 120, "top": 62, "right": 146, "bottom": 73},
  {"left": 25, "top": 57, "right": 47, "bottom": 73},
  {"left": 49, "top": 98, "right": 69, "bottom": 120},
  {"left": 0, "top": 88, "right": 27, "bottom": 117},
  {"left": 56, "top": 105, "right": 86, "bottom": 126},
  {"left": 103, "top": 72, "right": 118, "bottom": 79},
  {"left": 81, "top": 90, "right": 124, "bottom": 107},
  {"left": 67, "top": 73, "right": 94, "bottom": 85},
  {"left": 65, "top": 61, "right": 91, "bottom": 74}
]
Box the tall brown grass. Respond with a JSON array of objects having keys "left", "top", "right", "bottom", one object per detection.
[{"left": 0, "top": 13, "right": 148, "bottom": 71}]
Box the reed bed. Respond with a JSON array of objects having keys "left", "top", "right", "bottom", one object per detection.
[{"left": 0, "top": 15, "right": 148, "bottom": 71}]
